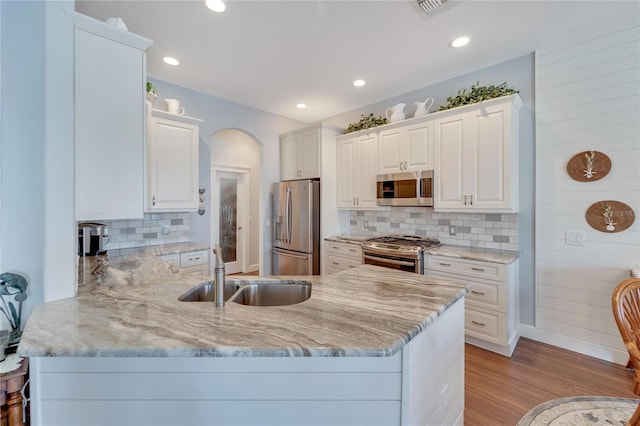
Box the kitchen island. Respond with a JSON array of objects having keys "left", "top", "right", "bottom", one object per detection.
[{"left": 19, "top": 256, "right": 467, "bottom": 426}]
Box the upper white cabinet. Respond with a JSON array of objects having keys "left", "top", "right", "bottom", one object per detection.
[
  {"left": 336, "top": 132, "right": 379, "bottom": 209},
  {"left": 434, "top": 94, "right": 522, "bottom": 213},
  {"left": 280, "top": 128, "right": 320, "bottom": 180},
  {"left": 378, "top": 119, "right": 433, "bottom": 174},
  {"left": 146, "top": 109, "right": 202, "bottom": 212},
  {"left": 72, "top": 12, "right": 152, "bottom": 220}
]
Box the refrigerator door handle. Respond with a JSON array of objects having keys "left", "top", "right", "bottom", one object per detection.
[
  {"left": 273, "top": 248, "right": 310, "bottom": 260},
  {"left": 286, "top": 187, "right": 293, "bottom": 244}
]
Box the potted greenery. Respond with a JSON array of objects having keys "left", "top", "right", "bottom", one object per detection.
[
  {"left": 345, "top": 113, "right": 388, "bottom": 134},
  {"left": 146, "top": 82, "right": 158, "bottom": 101},
  {"left": 438, "top": 81, "right": 518, "bottom": 111}
]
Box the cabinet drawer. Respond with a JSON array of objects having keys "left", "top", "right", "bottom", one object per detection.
[
  {"left": 180, "top": 250, "right": 208, "bottom": 268},
  {"left": 426, "top": 270, "right": 505, "bottom": 312},
  {"left": 325, "top": 253, "right": 362, "bottom": 273},
  {"left": 465, "top": 308, "right": 506, "bottom": 345},
  {"left": 426, "top": 255, "right": 505, "bottom": 281},
  {"left": 325, "top": 241, "right": 362, "bottom": 260}
]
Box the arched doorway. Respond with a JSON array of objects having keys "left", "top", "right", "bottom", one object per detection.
[{"left": 210, "top": 129, "right": 262, "bottom": 274}]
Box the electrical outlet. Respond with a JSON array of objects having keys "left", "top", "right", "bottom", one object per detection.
[
  {"left": 449, "top": 225, "right": 456, "bottom": 236},
  {"left": 161, "top": 225, "right": 170, "bottom": 235}
]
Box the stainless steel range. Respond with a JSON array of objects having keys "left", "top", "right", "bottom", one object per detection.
[{"left": 361, "top": 235, "right": 441, "bottom": 274}]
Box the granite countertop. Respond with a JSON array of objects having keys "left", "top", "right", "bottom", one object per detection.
[
  {"left": 324, "top": 234, "right": 370, "bottom": 244},
  {"left": 77, "top": 242, "right": 210, "bottom": 295},
  {"left": 425, "top": 245, "right": 520, "bottom": 264},
  {"left": 19, "top": 257, "right": 467, "bottom": 358}
]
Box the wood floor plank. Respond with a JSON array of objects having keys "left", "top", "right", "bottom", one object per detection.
[{"left": 465, "top": 337, "right": 638, "bottom": 425}]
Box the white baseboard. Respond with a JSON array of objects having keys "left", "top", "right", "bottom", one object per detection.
[{"left": 520, "top": 325, "right": 629, "bottom": 366}]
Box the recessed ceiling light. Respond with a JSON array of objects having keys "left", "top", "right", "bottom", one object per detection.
[
  {"left": 450, "top": 36, "right": 470, "bottom": 48},
  {"left": 163, "top": 56, "right": 180, "bottom": 66},
  {"left": 205, "top": 0, "right": 226, "bottom": 12},
  {"left": 353, "top": 79, "right": 366, "bottom": 87},
  {"left": 296, "top": 103, "right": 307, "bottom": 109}
]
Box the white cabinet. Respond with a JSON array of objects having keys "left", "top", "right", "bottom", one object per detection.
[
  {"left": 146, "top": 110, "right": 201, "bottom": 212},
  {"left": 324, "top": 241, "right": 362, "bottom": 274},
  {"left": 336, "top": 133, "right": 381, "bottom": 209},
  {"left": 378, "top": 119, "right": 433, "bottom": 174},
  {"left": 160, "top": 249, "right": 209, "bottom": 276},
  {"left": 72, "top": 12, "right": 152, "bottom": 220},
  {"left": 280, "top": 128, "right": 320, "bottom": 180},
  {"left": 425, "top": 255, "right": 519, "bottom": 356},
  {"left": 433, "top": 94, "right": 522, "bottom": 213}
]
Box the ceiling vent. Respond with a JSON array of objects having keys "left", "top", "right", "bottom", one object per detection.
[{"left": 416, "top": 0, "right": 448, "bottom": 16}]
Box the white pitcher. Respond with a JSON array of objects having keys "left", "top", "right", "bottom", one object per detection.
[
  {"left": 385, "top": 103, "right": 406, "bottom": 123},
  {"left": 413, "top": 97, "right": 434, "bottom": 117}
]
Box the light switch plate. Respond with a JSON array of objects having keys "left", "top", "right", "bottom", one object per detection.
[{"left": 565, "top": 230, "right": 585, "bottom": 246}]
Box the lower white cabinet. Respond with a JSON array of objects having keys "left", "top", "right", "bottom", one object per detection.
[
  {"left": 425, "top": 255, "right": 519, "bottom": 356},
  {"left": 161, "top": 250, "right": 209, "bottom": 276},
  {"left": 324, "top": 241, "right": 362, "bottom": 275},
  {"left": 146, "top": 109, "right": 202, "bottom": 212}
]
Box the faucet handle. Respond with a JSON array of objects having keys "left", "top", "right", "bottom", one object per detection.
[{"left": 213, "top": 244, "right": 224, "bottom": 269}]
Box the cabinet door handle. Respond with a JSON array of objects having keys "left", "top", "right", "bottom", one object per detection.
[
  {"left": 152, "top": 196, "right": 156, "bottom": 206},
  {"left": 332, "top": 261, "right": 339, "bottom": 265},
  {"left": 189, "top": 256, "right": 201, "bottom": 261},
  {"left": 356, "top": 197, "right": 359, "bottom": 205},
  {"left": 471, "top": 267, "right": 485, "bottom": 272},
  {"left": 463, "top": 195, "right": 467, "bottom": 205},
  {"left": 349, "top": 248, "right": 357, "bottom": 253},
  {"left": 439, "top": 262, "right": 451, "bottom": 267},
  {"left": 470, "top": 195, "right": 473, "bottom": 205},
  {"left": 471, "top": 290, "right": 486, "bottom": 295},
  {"left": 404, "top": 161, "right": 408, "bottom": 170},
  {"left": 471, "top": 320, "right": 486, "bottom": 326},
  {"left": 332, "top": 246, "right": 339, "bottom": 250},
  {"left": 353, "top": 197, "right": 356, "bottom": 206}
]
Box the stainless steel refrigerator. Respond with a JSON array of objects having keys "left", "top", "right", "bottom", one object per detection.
[{"left": 272, "top": 179, "right": 320, "bottom": 275}]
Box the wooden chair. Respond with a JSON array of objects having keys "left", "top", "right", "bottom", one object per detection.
[{"left": 612, "top": 278, "right": 640, "bottom": 394}]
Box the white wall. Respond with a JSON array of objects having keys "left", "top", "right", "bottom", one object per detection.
[
  {"left": 1, "top": 1, "right": 76, "bottom": 332},
  {"left": 1, "top": 1, "right": 46, "bottom": 330},
  {"left": 532, "top": 25, "right": 640, "bottom": 364}
]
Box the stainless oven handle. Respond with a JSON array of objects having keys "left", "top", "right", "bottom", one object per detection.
[{"left": 363, "top": 254, "right": 416, "bottom": 267}]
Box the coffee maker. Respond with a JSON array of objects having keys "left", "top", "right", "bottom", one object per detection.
[{"left": 78, "top": 222, "right": 110, "bottom": 256}]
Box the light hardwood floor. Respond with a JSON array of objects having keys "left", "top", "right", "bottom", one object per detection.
[{"left": 465, "top": 337, "right": 638, "bottom": 425}]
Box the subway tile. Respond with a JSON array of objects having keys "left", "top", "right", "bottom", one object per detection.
[
  {"left": 171, "top": 219, "right": 184, "bottom": 225},
  {"left": 438, "top": 219, "right": 451, "bottom": 226},
  {"left": 143, "top": 232, "right": 158, "bottom": 239},
  {"left": 485, "top": 214, "right": 501, "bottom": 222},
  {"left": 493, "top": 235, "right": 510, "bottom": 243}
]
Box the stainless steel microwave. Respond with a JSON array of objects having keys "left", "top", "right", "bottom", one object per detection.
[{"left": 376, "top": 170, "right": 434, "bottom": 207}]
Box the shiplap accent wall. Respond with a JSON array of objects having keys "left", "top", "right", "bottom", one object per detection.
[{"left": 533, "top": 26, "right": 640, "bottom": 364}]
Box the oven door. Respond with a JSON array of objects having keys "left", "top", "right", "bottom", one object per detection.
[{"left": 363, "top": 252, "right": 418, "bottom": 273}]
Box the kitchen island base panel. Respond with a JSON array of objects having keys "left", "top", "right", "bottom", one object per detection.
[
  {"left": 466, "top": 326, "right": 521, "bottom": 357},
  {"left": 29, "top": 300, "right": 464, "bottom": 426}
]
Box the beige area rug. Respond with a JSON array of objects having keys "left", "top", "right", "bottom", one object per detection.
[{"left": 517, "top": 396, "right": 639, "bottom": 426}]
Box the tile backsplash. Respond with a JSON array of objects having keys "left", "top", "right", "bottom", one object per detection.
[
  {"left": 350, "top": 208, "right": 518, "bottom": 251},
  {"left": 91, "top": 213, "right": 191, "bottom": 251}
]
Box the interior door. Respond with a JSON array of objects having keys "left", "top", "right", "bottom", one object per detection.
[{"left": 215, "top": 171, "right": 247, "bottom": 274}]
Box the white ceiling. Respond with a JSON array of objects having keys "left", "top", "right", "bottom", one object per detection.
[{"left": 76, "top": 0, "right": 639, "bottom": 123}]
